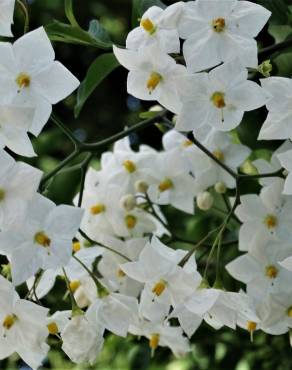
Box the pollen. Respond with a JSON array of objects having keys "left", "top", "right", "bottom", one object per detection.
[
  {"left": 149, "top": 333, "right": 160, "bottom": 350},
  {"left": 152, "top": 280, "right": 167, "bottom": 296},
  {"left": 140, "top": 18, "right": 156, "bottom": 35},
  {"left": 34, "top": 231, "right": 51, "bottom": 247},
  {"left": 287, "top": 306, "right": 292, "bottom": 317},
  {"left": 90, "top": 203, "right": 106, "bottom": 215},
  {"left": 212, "top": 18, "right": 226, "bottom": 33},
  {"left": 247, "top": 321, "right": 257, "bottom": 332},
  {"left": 3, "top": 314, "right": 17, "bottom": 330},
  {"left": 264, "top": 214, "right": 278, "bottom": 230},
  {"left": 117, "top": 268, "right": 126, "bottom": 278},
  {"left": 16, "top": 73, "right": 31, "bottom": 89},
  {"left": 158, "top": 178, "right": 174, "bottom": 192},
  {"left": 265, "top": 265, "right": 278, "bottom": 279},
  {"left": 47, "top": 322, "right": 59, "bottom": 335},
  {"left": 147, "top": 72, "right": 163, "bottom": 94},
  {"left": 211, "top": 91, "right": 226, "bottom": 109},
  {"left": 123, "top": 160, "right": 137, "bottom": 173},
  {"left": 72, "top": 241, "right": 81, "bottom": 253},
  {"left": 0, "top": 188, "right": 5, "bottom": 201},
  {"left": 125, "top": 214, "right": 137, "bottom": 229},
  {"left": 212, "top": 150, "right": 225, "bottom": 162},
  {"left": 69, "top": 280, "right": 81, "bottom": 292},
  {"left": 183, "top": 139, "right": 193, "bottom": 148}
]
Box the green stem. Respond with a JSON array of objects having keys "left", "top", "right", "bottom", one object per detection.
[{"left": 17, "top": 0, "right": 29, "bottom": 33}]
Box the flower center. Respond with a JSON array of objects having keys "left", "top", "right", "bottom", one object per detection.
[
  {"left": 72, "top": 241, "right": 81, "bottom": 253},
  {"left": 247, "top": 321, "right": 257, "bottom": 332},
  {"left": 287, "top": 306, "right": 292, "bottom": 317},
  {"left": 125, "top": 214, "right": 137, "bottom": 229},
  {"left": 123, "top": 160, "right": 136, "bottom": 173},
  {"left": 2, "top": 314, "right": 17, "bottom": 330},
  {"left": 16, "top": 73, "right": 31, "bottom": 89},
  {"left": 0, "top": 188, "right": 5, "bottom": 201},
  {"left": 212, "top": 18, "right": 226, "bottom": 33},
  {"left": 149, "top": 333, "right": 160, "bottom": 351},
  {"left": 47, "top": 322, "right": 59, "bottom": 335},
  {"left": 117, "top": 268, "right": 126, "bottom": 278},
  {"left": 211, "top": 91, "right": 226, "bottom": 109},
  {"left": 140, "top": 18, "right": 156, "bottom": 35},
  {"left": 212, "top": 150, "right": 225, "bottom": 162},
  {"left": 90, "top": 203, "right": 106, "bottom": 215},
  {"left": 158, "top": 178, "right": 174, "bottom": 192},
  {"left": 183, "top": 139, "right": 193, "bottom": 148},
  {"left": 69, "top": 280, "right": 81, "bottom": 293},
  {"left": 152, "top": 280, "right": 167, "bottom": 296},
  {"left": 263, "top": 214, "right": 278, "bottom": 230},
  {"left": 147, "top": 72, "right": 163, "bottom": 94},
  {"left": 34, "top": 231, "right": 51, "bottom": 247},
  {"left": 265, "top": 265, "right": 278, "bottom": 279}
]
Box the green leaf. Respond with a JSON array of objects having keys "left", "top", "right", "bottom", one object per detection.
[
  {"left": 139, "top": 111, "right": 161, "bottom": 119},
  {"left": 64, "top": 0, "right": 79, "bottom": 28},
  {"left": 74, "top": 53, "right": 120, "bottom": 117},
  {"left": 132, "top": 0, "right": 166, "bottom": 27},
  {"left": 45, "top": 21, "right": 112, "bottom": 49}
]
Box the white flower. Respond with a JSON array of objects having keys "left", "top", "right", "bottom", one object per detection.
[
  {"left": 258, "top": 77, "right": 292, "bottom": 141},
  {"left": 277, "top": 149, "right": 292, "bottom": 195},
  {"left": 175, "top": 61, "right": 268, "bottom": 132},
  {"left": 235, "top": 179, "right": 292, "bottom": 251},
  {"left": 113, "top": 44, "right": 187, "bottom": 113},
  {"left": 61, "top": 307, "right": 104, "bottom": 365},
  {"left": 0, "top": 193, "right": 84, "bottom": 285},
  {"left": 0, "top": 276, "right": 49, "bottom": 370},
  {"left": 0, "top": 149, "right": 42, "bottom": 229},
  {"left": 126, "top": 3, "right": 183, "bottom": 53},
  {"left": 0, "top": 0, "right": 15, "bottom": 37},
  {"left": 0, "top": 27, "right": 79, "bottom": 136},
  {"left": 178, "top": 0, "right": 271, "bottom": 72}
]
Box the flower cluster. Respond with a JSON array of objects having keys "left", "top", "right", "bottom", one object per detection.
[{"left": 1, "top": 0, "right": 292, "bottom": 369}]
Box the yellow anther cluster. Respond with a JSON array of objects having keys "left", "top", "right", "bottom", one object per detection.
[
  {"left": 152, "top": 280, "right": 167, "bottom": 296},
  {"left": 147, "top": 72, "right": 163, "bottom": 94},
  {"left": 247, "top": 321, "right": 257, "bottom": 332},
  {"left": 183, "top": 140, "right": 193, "bottom": 148},
  {"left": 117, "top": 268, "right": 126, "bottom": 278},
  {"left": 90, "top": 203, "right": 106, "bottom": 215},
  {"left": 0, "top": 188, "right": 5, "bottom": 201},
  {"left": 212, "top": 150, "right": 225, "bottom": 162},
  {"left": 212, "top": 18, "right": 226, "bottom": 33},
  {"left": 149, "top": 333, "right": 160, "bottom": 350},
  {"left": 69, "top": 280, "right": 81, "bottom": 292},
  {"left": 16, "top": 73, "right": 31, "bottom": 89},
  {"left": 287, "top": 306, "right": 292, "bottom": 318},
  {"left": 125, "top": 214, "right": 137, "bottom": 229},
  {"left": 72, "top": 241, "right": 81, "bottom": 253},
  {"left": 3, "top": 314, "right": 17, "bottom": 330},
  {"left": 158, "top": 178, "right": 174, "bottom": 192},
  {"left": 47, "top": 322, "right": 59, "bottom": 335},
  {"left": 211, "top": 91, "right": 226, "bottom": 109},
  {"left": 123, "top": 160, "right": 137, "bottom": 173},
  {"left": 264, "top": 214, "right": 278, "bottom": 230},
  {"left": 34, "top": 231, "right": 51, "bottom": 247},
  {"left": 265, "top": 265, "right": 278, "bottom": 279},
  {"left": 140, "top": 18, "right": 156, "bottom": 35}
]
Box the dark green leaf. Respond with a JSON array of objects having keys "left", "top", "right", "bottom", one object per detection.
[
  {"left": 74, "top": 53, "right": 120, "bottom": 117},
  {"left": 45, "top": 21, "right": 112, "bottom": 49}
]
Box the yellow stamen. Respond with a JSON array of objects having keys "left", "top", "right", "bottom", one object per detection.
[
  {"left": 149, "top": 333, "right": 160, "bottom": 352},
  {"left": 147, "top": 72, "right": 163, "bottom": 94},
  {"left": 264, "top": 214, "right": 278, "bottom": 229},
  {"left": 212, "top": 18, "right": 226, "bottom": 33},
  {"left": 265, "top": 265, "right": 278, "bottom": 279},
  {"left": 140, "top": 18, "right": 156, "bottom": 35},
  {"left": 90, "top": 203, "right": 106, "bottom": 215},
  {"left": 72, "top": 241, "right": 81, "bottom": 253},
  {"left": 16, "top": 73, "right": 31, "bottom": 89},
  {"left": 287, "top": 306, "right": 292, "bottom": 317},
  {"left": 125, "top": 214, "right": 137, "bottom": 229},
  {"left": 34, "top": 231, "right": 51, "bottom": 247},
  {"left": 123, "top": 160, "right": 137, "bottom": 173},
  {"left": 212, "top": 150, "right": 225, "bottom": 162},
  {"left": 69, "top": 280, "right": 81, "bottom": 293},
  {"left": 3, "top": 314, "right": 17, "bottom": 330},
  {"left": 117, "top": 268, "right": 126, "bottom": 278},
  {"left": 183, "top": 140, "right": 193, "bottom": 148},
  {"left": 158, "top": 178, "right": 174, "bottom": 192},
  {"left": 47, "top": 322, "right": 59, "bottom": 335},
  {"left": 0, "top": 188, "right": 5, "bottom": 201},
  {"left": 152, "top": 280, "right": 167, "bottom": 296},
  {"left": 247, "top": 321, "right": 257, "bottom": 342},
  {"left": 211, "top": 91, "right": 226, "bottom": 109}
]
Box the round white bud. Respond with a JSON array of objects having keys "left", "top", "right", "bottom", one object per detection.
[
  {"left": 214, "top": 182, "right": 227, "bottom": 194},
  {"left": 135, "top": 180, "right": 149, "bottom": 194},
  {"left": 197, "top": 192, "right": 214, "bottom": 211},
  {"left": 120, "top": 194, "right": 137, "bottom": 211}
]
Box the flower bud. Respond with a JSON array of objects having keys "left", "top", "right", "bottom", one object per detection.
[
  {"left": 258, "top": 60, "right": 272, "bottom": 77},
  {"left": 135, "top": 180, "right": 149, "bottom": 194},
  {"left": 214, "top": 182, "right": 227, "bottom": 194},
  {"left": 149, "top": 104, "right": 163, "bottom": 112},
  {"left": 197, "top": 191, "right": 214, "bottom": 211},
  {"left": 120, "top": 194, "right": 137, "bottom": 211}
]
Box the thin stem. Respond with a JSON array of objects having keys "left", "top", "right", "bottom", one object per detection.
[
  {"left": 73, "top": 254, "right": 102, "bottom": 284},
  {"left": 259, "top": 39, "right": 292, "bottom": 59},
  {"left": 239, "top": 169, "right": 284, "bottom": 180},
  {"left": 78, "top": 229, "right": 131, "bottom": 262},
  {"left": 78, "top": 153, "right": 94, "bottom": 207},
  {"left": 17, "top": 0, "right": 29, "bottom": 33},
  {"left": 62, "top": 267, "right": 80, "bottom": 312},
  {"left": 51, "top": 113, "right": 80, "bottom": 148}
]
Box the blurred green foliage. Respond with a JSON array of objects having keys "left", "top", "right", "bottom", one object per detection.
[{"left": 1, "top": 0, "right": 292, "bottom": 369}]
